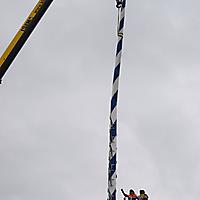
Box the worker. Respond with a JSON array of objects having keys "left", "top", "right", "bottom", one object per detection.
[
  {"left": 138, "top": 190, "right": 149, "bottom": 200},
  {"left": 121, "top": 189, "right": 138, "bottom": 200}
]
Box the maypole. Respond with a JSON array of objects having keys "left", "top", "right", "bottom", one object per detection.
[{"left": 107, "top": 0, "right": 127, "bottom": 200}]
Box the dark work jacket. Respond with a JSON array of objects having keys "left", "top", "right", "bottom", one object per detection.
[{"left": 138, "top": 194, "right": 148, "bottom": 200}]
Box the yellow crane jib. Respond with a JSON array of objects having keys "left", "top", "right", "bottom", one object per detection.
[{"left": 0, "top": 0, "right": 53, "bottom": 84}]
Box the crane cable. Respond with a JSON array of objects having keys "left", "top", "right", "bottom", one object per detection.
[{"left": 107, "top": 0, "right": 127, "bottom": 200}]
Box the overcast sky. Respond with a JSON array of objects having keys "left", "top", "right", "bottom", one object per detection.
[{"left": 1, "top": 0, "right": 200, "bottom": 200}]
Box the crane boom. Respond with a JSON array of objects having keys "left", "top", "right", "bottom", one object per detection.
[{"left": 0, "top": 0, "right": 53, "bottom": 84}]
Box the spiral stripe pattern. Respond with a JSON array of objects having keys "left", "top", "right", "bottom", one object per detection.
[{"left": 108, "top": 1, "right": 126, "bottom": 200}]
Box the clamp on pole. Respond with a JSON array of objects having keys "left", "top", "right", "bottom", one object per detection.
[{"left": 116, "top": 0, "right": 123, "bottom": 8}]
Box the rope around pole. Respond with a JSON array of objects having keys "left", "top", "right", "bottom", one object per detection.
[{"left": 107, "top": 1, "right": 127, "bottom": 200}]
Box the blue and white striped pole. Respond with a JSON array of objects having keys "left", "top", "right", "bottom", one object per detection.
[{"left": 108, "top": 1, "right": 127, "bottom": 200}]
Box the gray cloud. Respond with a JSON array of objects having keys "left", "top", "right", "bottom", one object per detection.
[{"left": 1, "top": 0, "right": 200, "bottom": 200}]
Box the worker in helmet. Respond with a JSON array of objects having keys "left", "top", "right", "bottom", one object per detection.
[
  {"left": 138, "top": 190, "right": 148, "bottom": 200},
  {"left": 121, "top": 189, "right": 138, "bottom": 200}
]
